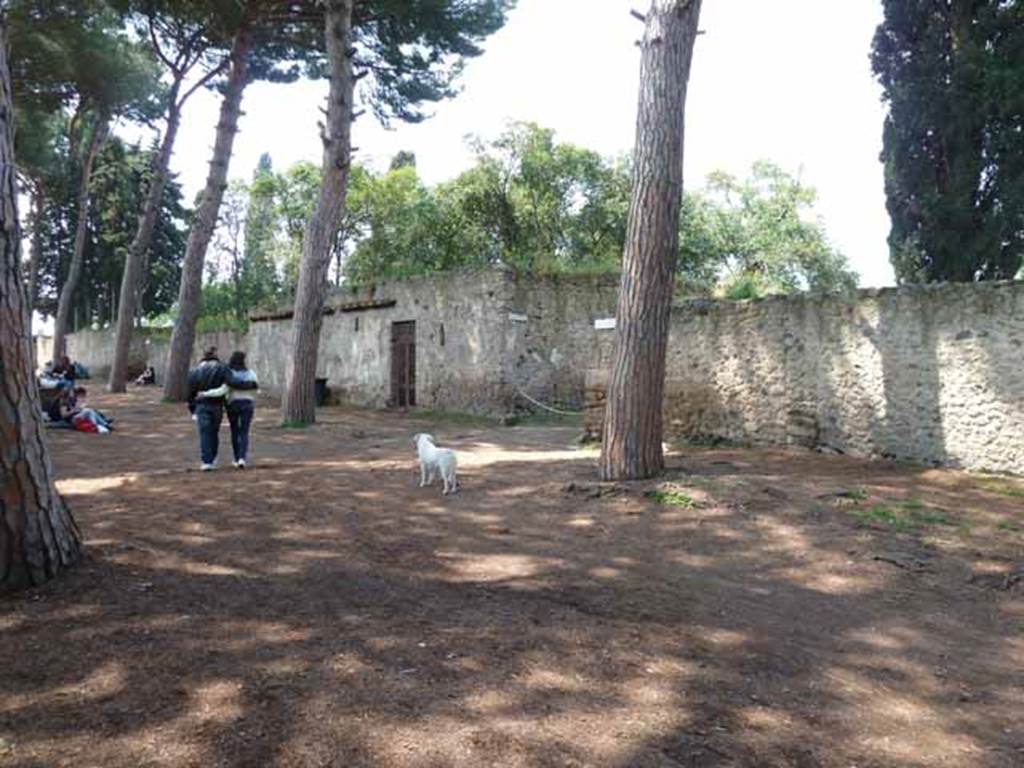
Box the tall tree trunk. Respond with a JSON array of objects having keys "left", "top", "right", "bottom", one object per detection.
[
  {"left": 281, "top": 0, "right": 355, "bottom": 425},
  {"left": 26, "top": 180, "right": 43, "bottom": 311},
  {"left": 163, "top": 27, "right": 253, "bottom": 401},
  {"left": 599, "top": 0, "right": 702, "bottom": 481},
  {"left": 108, "top": 84, "right": 182, "bottom": 392},
  {"left": 231, "top": 244, "right": 245, "bottom": 325},
  {"left": 52, "top": 114, "right": 108, "bottom": 363},
  {"left": 0, "top": 21, "right": 82, "bottom": 592}
]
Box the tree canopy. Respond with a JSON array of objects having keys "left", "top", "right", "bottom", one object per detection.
[
  {"left": 31, "top": 136, "right": 187, "bottom": 327},
  {"left": 873, "top": 0, "right": 1024, "bottom": 283},
  {"left": 684, "top": 162, "right": 858, "bottom": 298},
  {"left": 197, "top": 124, "right": 856, "bottom": 330}
]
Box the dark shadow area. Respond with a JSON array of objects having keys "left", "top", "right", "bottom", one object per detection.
[
  {"left": 871, "top": 288, "right": 948, "bottom": 467},
  {"left": 2, "top": 392, "right": 1022, "bottom": 767}
]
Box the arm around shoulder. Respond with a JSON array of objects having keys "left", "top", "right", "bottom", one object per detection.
[{"left": 227, "top": 369, "right": 258, "bottom": 390}]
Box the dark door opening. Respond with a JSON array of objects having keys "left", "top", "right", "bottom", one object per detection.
[{"left": 390, "top": 320, "right": 416, "bottom": 408}]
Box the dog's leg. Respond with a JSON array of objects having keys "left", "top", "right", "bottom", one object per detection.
[{"left": 419, "top": 462, "right": 427, "bottom": 487}]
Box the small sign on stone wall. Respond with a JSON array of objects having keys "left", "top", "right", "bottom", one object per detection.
[
  {"left": 594, "top": 318, "right": 616, "bottom": 330},
  {"left": 509, "top": 312, "right": 528, "bottom": 323}
]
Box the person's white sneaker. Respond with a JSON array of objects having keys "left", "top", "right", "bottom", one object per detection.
[
  {"left": 235, "top": 459, "right": 246, "bottom": 469},
  {"left": 200, "top": 463, "right": 215, "bottom": 471}
]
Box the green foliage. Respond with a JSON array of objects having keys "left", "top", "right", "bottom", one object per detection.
[
  {"left": 851, "top": 500, "right": 958, "bottom": 532},
  {"left": 8, "top": 0, "right": 164, "bottom": 122},
  {"left": 346, "top": 164, "right": 475, "bottom": 282},
  {"left": 645, "top": 488, "right": 701, "bottom": 509},
  {"left": 340, "top": 127, "right": 856, "bottom": 295},
  {"left": 33, "top": 136, "right": 186, "bottom": 326},
  {"left": 13, "top": 106, "right": 66, "bottom": 194},
  {"left": 217, "top": 131, "right": 856, "bottom": 304},
  {"left": 348, "top": 0, "right": 516, "bottom": 124},
  {"left": 346, "top": 123, "right": 632, "bottom": 280},
  {"left": 241, "top": 154, "right": 283, "bottom": 305},
  {"left": 720, "top": 273, "right": 767, "bottom": 301},
  {"left": 872, "top": 1, "right": 1024, "bottom": 283},
  {"left": 684, "top": 162, "right": 859, "bottom": 297}
]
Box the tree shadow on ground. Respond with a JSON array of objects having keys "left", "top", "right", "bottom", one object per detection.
[{"left": 2, "top": 394, "right": 1022, "bottom": 767}]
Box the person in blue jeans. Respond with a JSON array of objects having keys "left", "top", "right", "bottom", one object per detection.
[
  {"left": 200, "top": 351, "right": 259, "bottom": 469},
  {"left": 187, "top": 347, "right": 258, "bottom": 471}
]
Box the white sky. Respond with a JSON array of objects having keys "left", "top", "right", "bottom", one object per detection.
[{"left": 161, "top": 0, "right": 895, "bottom": 287}]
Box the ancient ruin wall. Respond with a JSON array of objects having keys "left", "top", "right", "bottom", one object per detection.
[
  {"left": 247, "top": 269, "right": 619, "bottom": 413},
  {"left": 588, "top": 281, "right": 1024, "bottom": 474}
]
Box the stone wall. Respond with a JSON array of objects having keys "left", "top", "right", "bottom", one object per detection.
[
  {"left": 65, "top": 328, "right": 155, "bottom": 379},
  {"left": 62, "top": 272, "right": 1023, "bottom": 474},
  {"left": 62, "top": 270, "right": 617, "bottom": 412},
  {"left": 64, "top": 328, "right": 244, "bottom": 384},
  {"left": 248, "top": 269, "right": 619, "bottom": 413},
  {"left": 501, "top": 272, "right": 620, "bottom": 409},
  {"left": 588, "top": 281, "right": 1024, "bottom": 474},
  {"left": 250, "top": 271, "right": 512, "bottom": 411}
]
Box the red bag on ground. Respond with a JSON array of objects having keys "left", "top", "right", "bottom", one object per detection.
[{"left": 72, "top": 417, "right": 98, "bottom": 433}]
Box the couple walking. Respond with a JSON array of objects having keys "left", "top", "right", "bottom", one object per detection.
[{"left": 187, "top": 347, "right": 258, "bottom": 471}]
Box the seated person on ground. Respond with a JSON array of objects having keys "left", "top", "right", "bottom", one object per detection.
[
  {"left": 70, "top": 389, "right": 113, "bottom": 433},
  {"left": 39, "top": 361, "right": 73, "bottom": 391},
  {"left": 48, "top": 387, "right": 114, "bottom": 433},
  {"left": 45, "top": 386, "right": 77, "bottom": 424},
  {"left": 52, "top": 355, "right": 77, "bottom": 383},
  {"left": 135, "top": 365, "right": 157, "bottom": 386}
]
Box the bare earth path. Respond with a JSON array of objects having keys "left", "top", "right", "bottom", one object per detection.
[{"left": 2, "top": 390, "right": 1022, "bottom": 768}]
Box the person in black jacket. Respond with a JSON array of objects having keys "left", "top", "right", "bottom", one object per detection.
[{"left": 187, "top": 347, "right": 258, "bottom": 470}]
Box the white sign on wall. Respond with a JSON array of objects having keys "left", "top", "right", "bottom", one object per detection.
[
  {"left": 594, "top": 318, "right": 616, "bottom": 330},
  {"left": 509, "top": 312, "right": 528, "bottom": 323}
]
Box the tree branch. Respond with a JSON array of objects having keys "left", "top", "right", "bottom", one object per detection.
[
  {"left": 148, "top": 15, "right": 176, "bottom": 71},
  {"left": 176, "top": 58, "right": 230, "bottom": 108}
]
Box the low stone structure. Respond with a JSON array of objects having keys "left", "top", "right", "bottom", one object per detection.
[
  {"left": 64, "top": 269, "right": 620, "bottom": 414},
  {"left": 65, "top": 328, "right": 243, "bottom": 382},
  {"left": 586, "top": 281, "right": 1024, "bottom": 474},
  {"left": 63, "top": 271, "right": 1024, "bottom": 474},
  {"left": 249, "top": 269, "right": 619, "bottom": 413}
]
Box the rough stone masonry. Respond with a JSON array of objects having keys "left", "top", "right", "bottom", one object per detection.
[
  {"left": 587, "top": 280, "right": 1024, "bottom": 474},
  {"left": 63, "top": 270, "right": 1023, "bottom": 474}
]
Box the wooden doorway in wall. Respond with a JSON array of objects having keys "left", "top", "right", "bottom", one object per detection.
[{"left": 390, "top": 320, "right": 416, "bottom": 408}]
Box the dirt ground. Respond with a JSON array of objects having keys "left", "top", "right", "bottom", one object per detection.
[{"left": 2, "top": 389, "right": 1023, "bottom": 768}]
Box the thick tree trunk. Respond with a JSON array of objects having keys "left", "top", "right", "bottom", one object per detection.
[
  {"left": 163, "top": 27, "right": 253, "bottom": 402},
  {"left": 281, "top": 0, "right": 355, "bottom": 425},
  {"left": 599, "top": 0, "right": 702, "bottom": 481},
  {"left": 0, "top": 22, "right": 82, "bottom": 592},
  {"left": 108, "top": 87, "right": 182, "bottom": 392},
  {"left": 52, "top": 115, "right": 108, "bottom": 363}
]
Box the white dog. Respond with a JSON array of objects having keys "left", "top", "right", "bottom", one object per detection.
[{"left": 414, "top": 433, "right": 459, "bottom": 495}]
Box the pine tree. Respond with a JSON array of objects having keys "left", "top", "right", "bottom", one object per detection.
[
  {"left": 600, "top": 0, "right": 703, "bottom": 481},
  {"left": 0, "top": 13, "right": 82, "bottom": 592},
  {"left": 281, "top": 0, "right": 514, "bottom": 425},
  {"left": 108, "top": 1, "right": 245, "bottom": 391}
]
